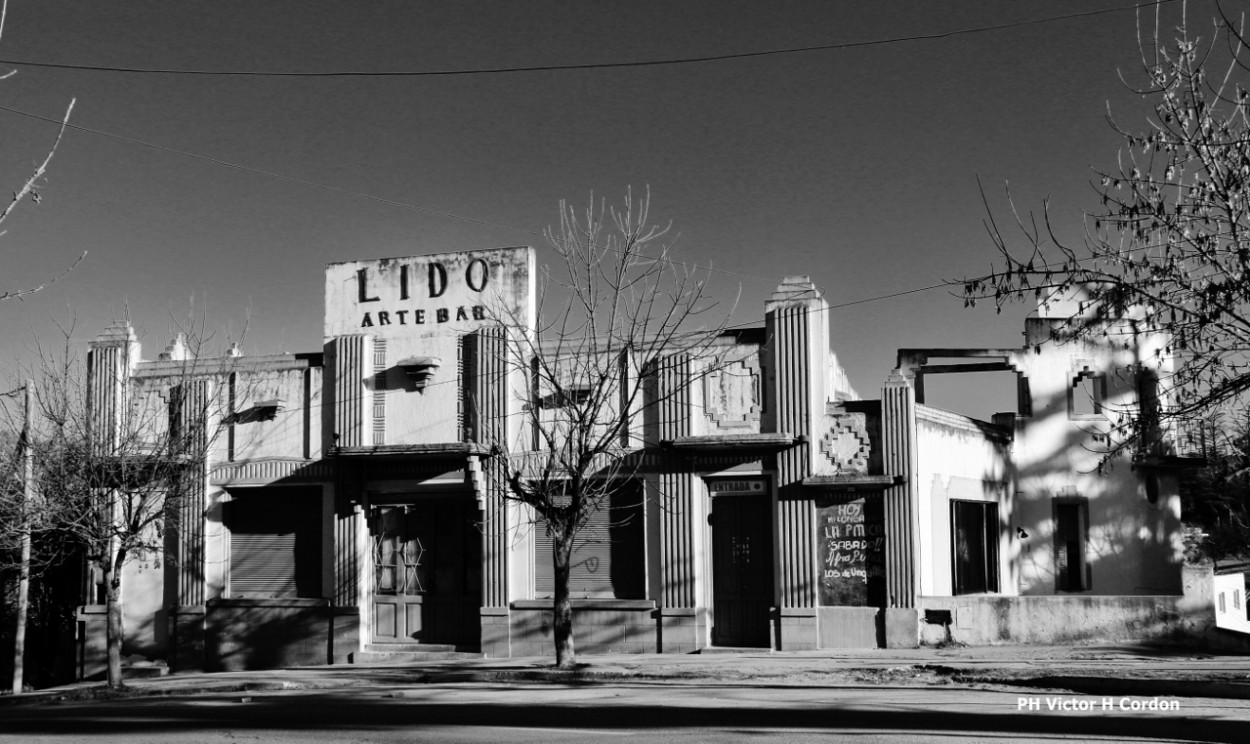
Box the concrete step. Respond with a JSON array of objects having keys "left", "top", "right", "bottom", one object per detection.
[
  {"left": 696, "top": 646, "right": 772, "bottom": 654},
  {"left": 350, "top": 644, "right": 483, "bottom": 664},
  {"left": 363, "top": 643, "right": 462, "bottom": 654}
]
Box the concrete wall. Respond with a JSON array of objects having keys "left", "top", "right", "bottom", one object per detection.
[
  {"left": 917, "top": 594, "right": 1206, "bottom": 646},
  {"left": 206, "top": 599, "right": 334, "bottom": 671},
  {"left": 508, "top": 601, "right": 659, "bottom": 656},
  {"left": 916, "top": 565, "right": 1217, "bottom": 646}
]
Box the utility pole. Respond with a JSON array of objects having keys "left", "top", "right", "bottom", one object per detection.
[{"left": 11, "top": 381, "right": 33, "bottom": 694}]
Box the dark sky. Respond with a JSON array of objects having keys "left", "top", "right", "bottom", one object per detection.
[{"left": 0, "top": 0, "right": 1211, "bottom": 417}]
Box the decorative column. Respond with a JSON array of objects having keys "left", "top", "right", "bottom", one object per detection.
[
  {"left": 87, "top": 322, "right": 137, "bottom": 453},
  {"left": 325, "top": 334, "right": 372, "bottom": 661},
  {"left": 881, "top": 370, "right": 920, "bottom": 648},
  {"left": 656, "top": 353, "right": 702, "bottom": 652},
  {"left": 468, "top": 327, "right": 512, "bottom": 657},
  {"left": 765, "top": 278, "right": 826, "bottom": 651},
  {"left": 170, "top": 378, "right": 213, "bottom": 672},
  {"left": 331, "top": 493, "right": 362, "bottom": 663},
  {"left": 82, "top": 323, "right": 138, "bottom": 679}
]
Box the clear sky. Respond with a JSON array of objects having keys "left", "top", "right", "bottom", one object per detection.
[{"left": 0, "top": 0, "right": 1213, "bottom": 418}]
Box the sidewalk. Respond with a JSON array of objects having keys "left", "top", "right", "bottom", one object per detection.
[{"left": 4, "top": 643, "right": 1250, "bottom": 706}]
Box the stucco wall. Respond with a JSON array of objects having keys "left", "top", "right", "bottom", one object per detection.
[
  {"left": 324, "top": 248, "right": 535, "bottom": 447},
  {"left": 1012, "top": 319, "right": 1183, "bottom": 596},
  {"left": 914, "top": 405, "right": 1011, "bottom": 597},
  {"left": 225, "top": 363, "right": 322, "bottom": 462}
]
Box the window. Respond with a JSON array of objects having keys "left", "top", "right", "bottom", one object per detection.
[
  {"left": 1054, "top": 499, "right": 1090, "bottom": 592},
  {"left": 951, "top": 500, "right": 999, "bottom": 595},
  {"left": 534, "top": 482, "right": 644, "bottom": 599},
  {"left": 225, "top": 488, "right": 323, "bottom": 599},
  {"left": 1236, "top": 590, "right": 1242, "bottom": 611},
  {"left": 1219, "top": 592, "right": 1227, "bottom": 614},
  {"left": 1069, "top": 370, "right": 1105, "bottom": 419}
]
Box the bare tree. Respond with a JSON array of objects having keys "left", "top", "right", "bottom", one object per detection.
[
  {"left": 963, "top": 3, "right": 1250, "bottom": 462},
  {"left": 0, "top": 0, "right": 81, "bottom": 303},
  {"left": 9, "top": 318, "right": 237, "bottom": 688},
  {"left": 488, "top": 189, "right": 735, "bottom": 669}
]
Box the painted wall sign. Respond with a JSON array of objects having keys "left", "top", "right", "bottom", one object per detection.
[
  {"left": 324, "top": 247, "right": 534, "bottom": 339},
  {"left": 816, "top": 493, "right": 886, "bottom": 607}
]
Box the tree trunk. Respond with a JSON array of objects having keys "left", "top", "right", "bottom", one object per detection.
[
  {"left": 103, "top": 550, "right": 126, "bottom": 689},
  {"left": 11, "top": 381, "right": 34, "bottom": 694},
  {"left": 551, "top": 527, "right": 576, "bottom": 669}
]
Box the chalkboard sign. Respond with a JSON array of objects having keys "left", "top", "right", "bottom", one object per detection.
[{"left": 816, "top": 493, "right": 886, "bottom": 607}]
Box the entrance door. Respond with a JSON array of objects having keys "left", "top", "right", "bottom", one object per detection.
[
  {"left": 711, "top": 495, "right": 773, "bottom": 647},
  {"left": 371, "top": 499, "right": 482, "bottom": 647}
]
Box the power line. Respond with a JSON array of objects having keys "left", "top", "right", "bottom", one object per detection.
[
  {"left": 0, "top": 102, "right": 844, "bottom": 288},
  {"left": 0, "top": 103, "right": 539, "bottom": 238},
  {"left": 0, "top": 1, "right": 1176, "bottom": 78},
  {"left": 0, "top": 98, "right": 1171, "bottom": 326}
]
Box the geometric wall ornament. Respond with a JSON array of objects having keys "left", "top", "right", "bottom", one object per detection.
[
  {"left": 703, "top": 356, "right": 762, "bottom": 428},
  {"left": 819, "top": 413, "right": 872, "bottom": 473}
]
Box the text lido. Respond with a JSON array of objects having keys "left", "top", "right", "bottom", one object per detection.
[{"left": 355, "top": 259, "right": 491, "bottom": 329}]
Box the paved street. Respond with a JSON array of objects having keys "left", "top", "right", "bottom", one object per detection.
[
  {"left": 4, "top": 645, "right": 1249, "bottom": 743},
  {"left": 2, "top": 680, "right": 1248, "bottom": 744}
]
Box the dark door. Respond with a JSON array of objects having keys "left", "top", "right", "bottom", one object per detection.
[
  {"left": 371, "top": 499, "right": 482, "bottom": 647},
  {"left": 711, "top": 495, "right": 773, "bottom": 647}
]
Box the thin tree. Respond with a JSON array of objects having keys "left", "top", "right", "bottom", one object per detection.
[
  {"left": 963, "top": 2, "right": 1250, "bottom": 461},
  {"left": 488, "top": 189, "right": 735, "bottom": 669},
  {"left": 18, "top": 318, "right": 236, "bottom": 688}
]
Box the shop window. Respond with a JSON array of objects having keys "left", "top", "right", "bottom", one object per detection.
[
  {"left": 951, "top": 500, "right": 999, "bottom": 595},
  {"left": 534, "top": 482, "right": 644, "bottom": 599},
  {"left": 1069, "top": 370, "right": 1105, "bottom": 419},
  {"left": 1054, "top": 499, "right": 1090, "bottom": 592},
  {"left": 226, "top": 489, "right": 323, "bottom": 599}
]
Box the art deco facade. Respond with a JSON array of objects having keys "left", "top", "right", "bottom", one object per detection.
[{"left": 77, "top": 246, "right": 1199, "bottom": 675}]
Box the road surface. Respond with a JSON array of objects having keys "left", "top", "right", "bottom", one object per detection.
[{"left": 2, "top": 681, "right": 1245, "bottom": 743}]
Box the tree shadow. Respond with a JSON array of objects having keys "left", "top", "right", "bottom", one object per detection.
[{"left": 0, "top": 688, "right": 1244, "bottom": 743}]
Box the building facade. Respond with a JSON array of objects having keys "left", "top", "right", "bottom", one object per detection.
[{"left": 77, "top": 246, "right": 1201, "bottom": 675}]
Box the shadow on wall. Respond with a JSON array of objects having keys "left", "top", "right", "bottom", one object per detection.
[
  {"left": 206, "top": 598, "right": 341, "bottom": 672},
  {"left": 944, "top": 340, "right": 1190, "bottom": 600}
]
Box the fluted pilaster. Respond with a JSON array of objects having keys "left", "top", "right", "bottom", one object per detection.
[
  {"left": 881, "top": 371, "right": 918, "bottom": 608},
  {"left": 657, "top": 354, "right": 697, "bottom": 608},
  {"left": 331, "top": 335, "right": 371, "bottom": 448},
  {"left": 469, "top": 326, "right": 509, "bottom": 607},
  {"left": 770, "top": 304, "right": 814, "bottom": 608}
]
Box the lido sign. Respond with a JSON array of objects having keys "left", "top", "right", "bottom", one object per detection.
[{"left": 324, "top": 247, "right": 533, "bottom": 337}]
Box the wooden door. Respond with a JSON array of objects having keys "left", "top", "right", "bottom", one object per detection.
[
  {"left": 371, "top": 500, "right": 482, "bottom": 647},
  {"left": 711, "top": 495, "right": 773, "bottom": 647}
]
